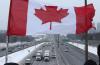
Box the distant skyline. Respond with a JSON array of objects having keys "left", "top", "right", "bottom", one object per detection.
[{"left": 0, "top": 0, "right": 100, "bottom": 31}]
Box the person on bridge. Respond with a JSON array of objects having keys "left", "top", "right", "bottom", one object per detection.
[
  {"left": 4, "top": 63, "right": 19, "bottom": 65},
  {"left": 97, "top": 44, "right": 100, "bottom": 65},
  {"left": 84, "top": 59, "right": 97, "bottom": 65}
]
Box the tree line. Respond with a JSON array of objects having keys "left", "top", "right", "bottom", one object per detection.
[
  {"left": 67, "top": 32, "right": 100, "bottom": 41},
  {"left": 0, "top": 32, "right": 34, "bottom": 43}
]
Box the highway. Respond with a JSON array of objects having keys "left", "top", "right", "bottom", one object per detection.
[
  {"left": 31, "top": 43, "right": 58, "bottom": 65},
  {"left": 31, "top": 42, "right": 99, "bottom": 65},
  {"left": 58, "top": 43, "right": 99, "bottom": 65},
  {"left": 0, "top": 41, "right": 99, "bottom": 65}
]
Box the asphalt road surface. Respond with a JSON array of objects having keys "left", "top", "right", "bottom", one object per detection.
[
  {"left": 0, "top": 41, "right": 98, "bottom": 65},
  {"left": 57, "top": 43, "right": 99, "bottom": 65},
  {"left": 31, "top": 42, "right": 99, "bottom": 65},
  {"left": 31, "top": 43, "right": 58, "bottom": 65}
]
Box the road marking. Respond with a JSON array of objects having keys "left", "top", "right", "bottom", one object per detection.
[
  {"left": 59, "top": 46, "right": 70, "bottom": 65},
  {"left": 55, "top": 47, "right": 60, "bottom": 65}
]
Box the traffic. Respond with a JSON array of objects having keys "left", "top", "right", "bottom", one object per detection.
[{"left": 34, "top": 42, "right": 56, "bottom": 62}]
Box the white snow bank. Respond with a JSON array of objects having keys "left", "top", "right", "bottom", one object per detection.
[
  {"left": 0, "top": 42, "right": 29, "bottom": 49},
  {"left": 35, "top": 38, "right": 42, "bottom": 41},
  {"left": 0, "top": 42, "right": 44, "bottom": 65},
  {"left": 68, "top": 42, "right": 97, "bottom": 55}
]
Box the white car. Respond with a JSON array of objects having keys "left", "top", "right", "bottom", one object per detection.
[{"left": 51, "top": 53, "right": 56, "bottom": 58}]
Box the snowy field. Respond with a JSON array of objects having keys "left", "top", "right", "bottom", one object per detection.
[
  {"left": 68, "top": 42, "right": 97, "bottom": 55},
  {"left": 0, "top": 42, "right": 30, "bottom": 49},
  {"left": 0, "top": 42, "right": 44, "bottom": 65}
]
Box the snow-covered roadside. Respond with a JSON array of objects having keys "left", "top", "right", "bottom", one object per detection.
[
  {"left": 0, "top": 42, "right": 30, "bottom": 49},
  {"left": 0, "top": 42, "right": 44, "bottom": 65},
  {"left": 68, "top": 42, "right": 97, "bottom": 55}
]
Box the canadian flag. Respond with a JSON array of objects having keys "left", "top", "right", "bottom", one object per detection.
[{"left": 7, "top": 0, "right": 95, "bottom": 36}]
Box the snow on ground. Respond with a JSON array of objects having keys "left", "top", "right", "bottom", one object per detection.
[
  {"left": 0, "top": 42, "right": 44, "bottom": 65},
  {"left": 35, "top": 38, "right": 43, "bottom": 41},
  {"left": 0, "top": 42, "right": 30, "bottom": 49},
  {"left": 68, "top": 42, "right": 97, "bottom": 55}
]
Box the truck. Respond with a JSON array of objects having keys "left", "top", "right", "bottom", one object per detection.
[
  {"left": 35, "top": 50, "right": 43, "bottom": 61},
  {"left": 43, "top": 50, "right": 50, "bottom": 61}
]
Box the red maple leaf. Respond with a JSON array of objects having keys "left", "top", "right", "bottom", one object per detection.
[{"left": 34, "top": 6, "right": 69, "bottom": 30}]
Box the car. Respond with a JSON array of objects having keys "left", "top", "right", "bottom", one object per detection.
[
  {"left": 65, "top": 44, "right": 68, "bottom": 46},
  {"left": 36, "top": 56, "right": 42, "bottom": 61},
  {"left": 1, "top": 48, "right": 6, "bottom": 51},
  {"left": 8, "top": 50, "right": 12, "bottom": 53},
  {"left": 51, "top": 53, "right": 56, "bottom": 58},
  {"left": 64, "top": 49, "right": 68, "bottom": 52},
  {"left": 8, "top": 47, "right": 14, "bottom": 53},
  {"left": 25, "top": 59, "right": 31, "bottom": 65}
]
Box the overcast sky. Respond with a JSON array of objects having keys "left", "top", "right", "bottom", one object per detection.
[{"left": 0, "top": 0, "right": 100, "bottom": 31}]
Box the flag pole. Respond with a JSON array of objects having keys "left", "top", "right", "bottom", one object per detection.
[
  {"left": 57, "top": 34, "right": 59, "bottom": 48},
  {"left": 5, "top": 36, "right": 9, "bottom": 63},
  {"left": 85, "top": 32, "right": 88, "bottom": 61},
  {"left": 50, "top": 22, "right": 52, "bottom": 30},
  {"left": 84, "top": 0, "right": 88, "bottom": 61},
  {"left": 5, "top": 0, "right": 12, "bottom": 63}
]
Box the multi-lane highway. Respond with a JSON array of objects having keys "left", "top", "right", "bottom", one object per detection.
[
  {"left": 30, "top": 42, "right": 99, "bottom": 65},
  {"left": 31, "top": 43, "right": 58, "bottom": 65},
  {"left": 0, "top": 41, "right": 99, "bottom": 65},
  {"left": 57, "top": 43, "right": 98, "bottom": 65}
]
